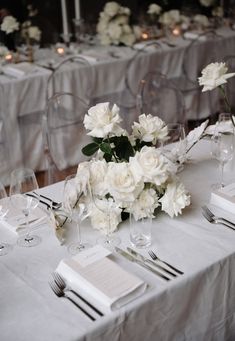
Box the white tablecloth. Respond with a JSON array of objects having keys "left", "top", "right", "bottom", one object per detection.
[
  {"left": 1, "top": 26, "right": 235, "bottom": 185},
  {"left": 1, "top": 139, "right": 235, "bottom": 341}
]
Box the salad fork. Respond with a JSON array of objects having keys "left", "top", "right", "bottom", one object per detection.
[
  {"left": 202, "top": 207, "right": 235, "bottom": 231},
  {"left": 49, "top": 279, "right": 95, "bottom": 321},
  {"left": 202, "top": 205, "right": 235, "bottom": 229},
  {"left": 148, "top": 250, "right": 184, "bottom": 275},
  {"left": 52, "top": 272, "right": 104, "bottom": 316}
]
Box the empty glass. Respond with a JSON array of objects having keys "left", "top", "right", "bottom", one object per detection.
[
  {"left": 9, "top": 168, "right": 41, "bottom": 247},
  {"left": 0, "top": 182, "right": 12, "bottom": 256},
  {"left": 130, "top": 215, "right": 152, "bottom": 249},
  {"left": 64, "top": 174, "right": 91, "bottom": 255}
]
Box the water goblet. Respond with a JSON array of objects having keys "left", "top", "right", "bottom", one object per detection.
[
  {"left": 9, "top": 168, "right": 41, "bottom": 247},
  {"left": 0, "top": 182, "right": 13, "bottom": 256},
  {"left": 64, "top": 174, "right": 91, "bottom": 255}
]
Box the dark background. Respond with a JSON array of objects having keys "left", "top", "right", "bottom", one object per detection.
[{"left": 0, "top": 0, "right": 234, "bottom": 47}]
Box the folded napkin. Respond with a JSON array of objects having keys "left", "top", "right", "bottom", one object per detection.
[
  {"left": 183, "top": 32, "right": 207, "bottom": 41},
  {"left": 133, "top": 40, "right": 158, "bottom": 51},
  {"left": 56, "top": 246, "right": 147, "bottom": 313},
  {"left": 211, "top": 183, "right": 235, "bottom": 215},
  {"left": 3, "top": 62, "right": 38, "bottom": 78},
  {"left": 80, "top": 54, "right": 98, "bottom": 64},
  {"left": 205, "top": 120, "right": 234, "bottom": 135},
  {"left": 1, "top": 204, "right": 47, "bottom": 234}
]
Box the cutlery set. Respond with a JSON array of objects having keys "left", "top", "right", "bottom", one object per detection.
[
  {"left": 26, "top": 192, "right": 62, "bottom": 210},
  {"left": 202, "top": 205, "right": 235, "bottom": 231}
]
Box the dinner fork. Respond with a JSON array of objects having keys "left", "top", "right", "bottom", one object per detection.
[
  {"left": 52, "top": 272, "right": 104, "bottom": 316},
  {"left": 202, "top": 208, "right": 235, "bottom": 232},
  {"left": 202, "top": 205, "right": 235, "bottom": 229},
  {"left": 49, "top": 279, "right": 95, "bottom": 321},
  {"left": 33, "top": 192, "right": 62, "bottom": 210},
  {"left": 148, "top": 250, "right": 184, "bottom": 275}
]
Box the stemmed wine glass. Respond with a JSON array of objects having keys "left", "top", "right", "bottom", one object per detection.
[
  {"left": 9, "top": 168, "right": 41, "bottom": 247},
  {"left": 64, "top": 174, "right": 91, "bottom": 255},
  {"left": 0, "top": 181, "right": 13, "bottom": 256},
  {"left": 211, "top": 114, "right": 234, "bottom": 188}
]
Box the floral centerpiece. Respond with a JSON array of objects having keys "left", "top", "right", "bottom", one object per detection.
[
  {"left": 159, "top": 9, "right": 190, "bottom": 32},
  {"left": 96, "top": 1, "right": 139, "bottom": 46},
  {"left": 51, "top": 103, "right": 191, "bottom": 243}
]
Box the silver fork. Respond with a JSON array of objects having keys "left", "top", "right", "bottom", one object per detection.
[
  {"left": 202, "top": 205, "right": 235, "bottom": 229},
  {"left": 49, "top": 279, "right": 96, "bottom": 321},
  {"left": 202, "top": 207, "right": 235, "bottom": 231},
  {"left": 33, "top": 192, "right": 62, "bottom": 210},
  {"left": 52, "top": 272, "right": 104, "bottom": 317},
  {"left": 148, "top": 250, "right": 184, "bottom": 275}
]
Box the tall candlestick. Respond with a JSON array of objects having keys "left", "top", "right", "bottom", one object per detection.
[
  {"left": 61, "top": 0, "right": 69, "bottom": 36},
  {"left": 75, "top": 0, "right": 81, "bottom": 20}
]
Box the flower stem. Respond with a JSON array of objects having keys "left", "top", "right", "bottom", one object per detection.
[{"left": 219, "top": 86, "right": 235, "bottom": 127}]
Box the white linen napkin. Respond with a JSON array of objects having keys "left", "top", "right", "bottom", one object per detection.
[
  {"left": 3, "top": 62, "right": 38, "bottom": 78},
  {"left": 56, "top": 246, "right": 147, "bottom": 313},
  {"left": 1, "top": 205, "right": 48, "bottom": 234},
  {"left": 183, "top": 32, "right": 207, "bottom": 41}
]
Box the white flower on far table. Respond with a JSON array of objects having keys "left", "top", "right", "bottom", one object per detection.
[
  {"left": 199, "top": 0, "right": 215, "bottom": 7},
  {"left": 193, "top": 14, "right": 210, "bottom": 28},
  {"left": 198, "top": 62, "right": 235, "bottom": 92},
  {"left": 132, "top": 114, "right": 168, "bottom": 144},
  {"left": 104, "top": 2, "right": 121, "bottom": 17},
  {"left": 212, "top": 6, "right": 224, "bottom": 17},
  {"left": 1, "top": 15, "right": 19, "bottom": 34},
  {"left": 159, "top": 9, "right": 181, "bottom": 26},
  {"left": 84, "top": 102, "right": 123, "bottom": 138},
  {"left": 159, "top": 182, "right": 190, "bottom": 218},
  {"left": 129, "top": 146, "right": 170, "bottom": 186},
  {"left": 147, "top": 4, "right": 162, "bottom": 15},
  {"left": 130, "top": 188, "right": 159, "bottom": 221},
  {"left": 0, "top": 46, "right": 9, "bottom": 57},
  {"left": 28, "top": 26, "right": 41, "bottom": 41}
]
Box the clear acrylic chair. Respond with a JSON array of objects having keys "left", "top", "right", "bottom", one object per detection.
[
  {"left": 137, "top": 71, "right": 186, "bottom": 125},
  {"left": 42, "top": 92, "right": 90, "bottom": 185},
  {"left": 170, "top": 30, "right": 221, "bottom": 123}
]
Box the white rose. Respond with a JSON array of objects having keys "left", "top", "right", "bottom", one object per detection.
[
  {"left": 120, "top": 6, "right": 131, "bottom": 16},
  {"left": 130, "top": 188, "right": 159, "bottom": 220},
  {"left": 132, "top": 114, "right": 168, "bottom": 144},
  {"left": 147, "top": 4, "right": 162, "bottom": 15},
  {"left": 106, "top": 162, "right": 144, "bottom": 203},
  {"left": 1, "top": 15, "right": 19, "bottom": 34},
  {"left": 198, "top": 62, "right": 235, "bottom": 92},
  {"left": 75, "top": 161, "right": 91, "bottom": 195},
  {"left": 199, "top": 0, "right": 215, "bottom": 7},
  {"left": 113, "top": 15, "right": 129, "bottom": 25},
  {"left": 107, "top": 22, "right": 122, "bottom": 40},
  {"left": 119, "top": 32, "right": 136, "bottom": 46},
  {"left": 212, "top": 6, "right": 224, "bottom": 17},
  {"left": 159, "top": 181, "right": 190, "bottom": 218},
  {"left": 0, "top": 46, "right": 9, "bottom": 57},
  {"left": 104, "top": 2, "right": 120, "bottom": 17},
  {"left": 28, "top": 26, "right": 41, "bottom": 41},
  {"left": 133, "top": 25, "right": 142, "bottom": 39},
  {"left": 97, "top": 20, "right": 108, "bottom": 34},
  {"left": 129, "top": 146, "right": 170, "bottom": 186},
  {"left": 89, "top": 199, "right": 122, "bottom": 234},
  {"left": 193, "top": 14, "right": 210, "bottom": 27},
  {"left": 83, "top": 102, "right": 123, "bottom": 138},
  {"left": 89, "top": 159, "right": 108, "bottom": 196},
  {"left": 99, "top": 33, "right": 112, "bottom": 45}
]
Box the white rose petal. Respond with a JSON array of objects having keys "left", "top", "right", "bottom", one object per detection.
[
  {"left": 89, "top": 159, "right": 108, "bottom": 196},
  {"left": 159, "top": 182, "right": 190, "bottom": 218},
  {"left": 198, "top": 62, "right": 235, "bottom": 92},
  {"left": 130, "top": 188, "right": 159, "bottom": 220}
]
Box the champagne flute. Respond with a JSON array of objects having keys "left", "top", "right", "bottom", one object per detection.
[
  {"left": 9, "top": 168, "right": 41, "bottom": 247},
  {"left": 64, "top": 174, "right": 91, "bottom": 255},
  {"left": 0, "top": 182, "right": 13, "bottom": 256}
]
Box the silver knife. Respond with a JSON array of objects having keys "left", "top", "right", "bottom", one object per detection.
[
  {"left": 127, "top": 247, "right": 177, "bottom": 278},
  {"left": 115, "top": 247, "right": 170, "bottom": 281}
]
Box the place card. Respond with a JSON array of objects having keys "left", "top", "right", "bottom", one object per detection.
[{"left": 210, "top": 183, "right": 235, "bottom": 214}]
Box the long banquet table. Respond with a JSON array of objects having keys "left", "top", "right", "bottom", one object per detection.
[
  {"left": 1, "top": 138, "right": 235, "bottom": 341},
  {"left": 1, "top": 26, "right": 235, "bottom": 185}
]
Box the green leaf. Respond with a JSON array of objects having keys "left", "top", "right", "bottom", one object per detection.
[
  {"left": 114, "top": 136, "right": 134, "bottom": 161},
  {"left": 103, "top": 153, "right": 112, "bottom": 162},
  {"left": 100, "top": 142, "right": 112, "bottom": 155},
  {"left": 82, "top": 143, "right": 99, "bottom": 156}
]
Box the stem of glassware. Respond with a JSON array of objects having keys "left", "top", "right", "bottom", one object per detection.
[
  {"left": 76, "top": 219, "right": 82, "bottom": 246},
  {"left": 24, "top": 209, "right": 31, "bottom": 242},
  {"left": 220, "top": 161, "right": 225, "bottom": 188}
]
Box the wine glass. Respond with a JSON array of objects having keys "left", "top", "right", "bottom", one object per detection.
[
  {"left": 91, "top": 191, "right": 121, "bottom": 250},
  {"left": 64, "top": 174, "right": 91, "bottom": 255},
  {"left": 0, "top": 182, "right": 13, "bottom": 256},
  {"left": 211, "top": 114, "right": 234, "bottom": 188},
  {"left": 9, "top": 168, "right": 41, "bottom": 247}
]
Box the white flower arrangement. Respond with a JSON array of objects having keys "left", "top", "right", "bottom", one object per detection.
[
  {"left": 199, "top": 0, "right": 215, "bottom": 7},
  {"left": 96, "top": 1, "right": 137, "bottom": 46},
  {"left": 147, "top": 3, "right": 162, "bottom": 16},
  {"left": 159, "top": 9, "right": 189, "bottom": 29},
  {"left": 21, "top": 20, "right": 41, "bottom": 43},
  {"left": 193, "top": 14, "right": 210, "bottom": 28},
  {"left": 52, "top": 103, "right": 191, "bottom": 241},
  {"left": 1, "top": 15, "right": 19, "bottom": 34}
]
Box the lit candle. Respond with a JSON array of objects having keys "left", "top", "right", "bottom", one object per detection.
[
  {"left": 56, "top": 47, "right": 65, "bottom": 55},
  {"left": 5, "top": 53, "right": 13, "bottom": 62},
  {"left": 172, "top": 27, "right": 181, "bottom": 36},
  {"left": 61, "top": 0, "right": 69, "bottom": 37},
  {"left": 75, "top": 0, "right": 81, "bottom": 20},
  {"left": 142, "top": 32, "right": 149, "bottom": 40}
]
